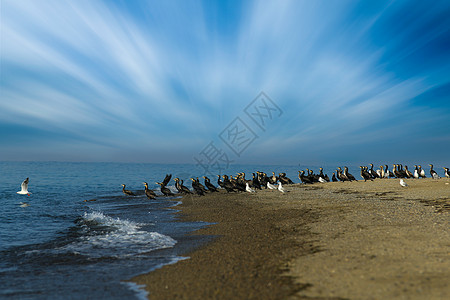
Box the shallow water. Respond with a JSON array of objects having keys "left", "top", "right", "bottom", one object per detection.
[
  {"left": 0, "top": 162, "right": 211, "bottom": 299},
  {"left": 0, "top": 161, "right": 352, "bottom": 299}
]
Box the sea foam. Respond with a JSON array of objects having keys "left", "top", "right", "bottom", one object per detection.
[{"left": 59, "top": 211, "right": 176, "bottom": 258}]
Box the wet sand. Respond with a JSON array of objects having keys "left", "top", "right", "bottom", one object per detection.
[{"left": 132, "top": 178, "right": 450, "bottom": 299}]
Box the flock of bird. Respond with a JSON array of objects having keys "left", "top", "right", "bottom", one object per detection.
[
  {"left": 14, "top": 164, "right": 449, "bottom": 201},
  {"left": 118, "top": 164, "right": 450, "bottom": 198},
  {"left": 121, "top": 172, "right": 290, "bottom": 197}
]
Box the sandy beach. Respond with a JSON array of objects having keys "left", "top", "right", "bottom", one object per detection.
[{"left": 132, "top": 178, "right": 450, "bottom": 299}]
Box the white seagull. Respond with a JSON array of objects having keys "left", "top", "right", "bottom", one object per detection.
[
  {"left": 318, "top": 177, "right": 327, "bottom": 183},
  {"left": 245, "top": 182, "right": 255, "bottom": 193},
  {"left": 17, "top": 178, "right": 31, "bottom": 195},
  {"left": 399, "top": 179, "right": 408, "bottom": 187},
  {"left": 278, "top": 182, "right": 286, "bottom": 193},
  {"left": 267, "top": 182, "right": 277, "bottom": 190}
]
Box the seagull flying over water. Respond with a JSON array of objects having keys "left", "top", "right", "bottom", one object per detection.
[
  {"left": 399, "top": 179, "right": 408, "bottom": 187},
  {"left": 17, "top": 178, "right": 31, "bottom": 195}
]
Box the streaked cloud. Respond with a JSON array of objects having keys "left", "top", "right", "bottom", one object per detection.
[{"left": 1, "top": 0, "right": 449, "bottom": 164}]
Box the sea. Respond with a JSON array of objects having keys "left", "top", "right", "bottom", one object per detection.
[{"left": 0, "top": 161, "right": 355, "bottom": 299}]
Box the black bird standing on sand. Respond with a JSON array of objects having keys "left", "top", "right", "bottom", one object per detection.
[
  {"left": 418, "top": 165, "right": 426, "bottom": 178},
  {"left": 368, "top": 164, "right": 379, "bottom": 179},
  {"left": 190, "top": 178, "right": 205, "bottom": 195},
  {"left": 337, "top": 167, "right": 349, "bottom": 182},
  {"left": 174, "top": 178, "right": 192, "bottom": 194},
  {"left": 122, "top": 184, "right": 136, "bottom": 196},
  {"left": 397, "top": 164, "right": 408, "bottom": 178},
  {"left": 222, "top": 175, "right": 237, "bottom": 192},
  {"left": 298, "top": 171, "right": 313, "bottom": 184},
  {"left": 393, "top": 164, "right": 402, "bottom": 178},
  {"left": 269, "top": 172, "right": 278, "bottom": 184},
  {"left": 257, "top": 172, "right": 269, "bottom": 188},
  {"left": 332, "top": 172, "right": 338, "bottom": 182},
  {"left": 344, "top": 167, "right": 356, "bottom": 181},
  {"left": 155, "top": 174, "right": 175, "bottom": 196},
  {"left": 306, "top": 169, "right": 319, "bottom": 183},
  {"left": 217, "top": 175, "right": 225, "bottom": 189},
  {"left": 156, "top": 182, "right": 175, "bottom": 196},
  {"left": 385, "top": 165, "right": 395, "bottom": 178},
  {"left": 413, "top": 165, "right": 420, "bottom": 179},
  {"left": 429, "top": 164, "right": 439, "bottom": 179},
  {"left": 360, "top": 166, "right": 372, "bottom": 182},
  {"left": 252, "top": 173, "right": 262, "bottom": 190},
  {"left": 318, "top": 168, "right": 330, "bottom": 182},
  {"left": 279, "top": 173, "right": 294, "bottom": 185},
  {"left": 404, "top": 166, "right": 413, "bottom": 178},
  {"left": 443, "top": 167, "right": 450, "bottom": 178},
  {"left": 195, "top": 177, "right": 208, "bottom": 193},
  {"left": 143, "top": 182, "right": 156, "bottom": 199},
  {"left": 230, "top": 176, "right": 246, "bottom": 192},
  {"left": 203, "top": 176, "right": 218, "bottom": 192}
]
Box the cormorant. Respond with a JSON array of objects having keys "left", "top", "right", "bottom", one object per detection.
[
  {"left": 331, "top": 172, "right": 338, "bottom": 182},
  {"left": 122, "top": 184, "right": 136, "bottom": 196},
  {"left": 393, "top": 164, "right": 402, "bottom": 178},
  {"left": 162, "top": 174, "right": 172, "bottom": 186},
  {"left": 252, "top": 173, "right": 262, "bottom": 190},
  {"left": 279, "top": 173, "right": 294, "bottom": 184},
  {"left": 190, "top": 178, "right": 205, "bottom": 195},
  {"left": 398, "top": 164, "right": 407, "bottom": 178},
  {"left": 418, "top": 165, "right": 426, "bottom": 178},
  {"left": 360, "top": 166, "right": 372, "bottom": 182},
  {"left": 230, "top": 176, "right": 246, "bottom": 192},
  {"left": 385, "top": 165, "right": 394, "bottom": 178},
  {"left": 203, "top": 176, "right": 218, "bottom": 192},
  {"left": 344, "top": 167, "right": 356, "bottom": 181},
  {"left": 222, "top": 175, "right": 236, "bottom": 193},
  {"left": 143, "top": 182, "right": 156, "bottom": 199},
  {"left": 306, "top": 169, "right": 319, "bottom": 183},
  {"left": 156, "top": 182, "right": 174, "bottom": 196},
  {"left": 443, "top": 167, "right": 450, "bottom": 178},
  {"left": 269, "top": 172, "right": 278, "bottom": 184},
  {"left": 174, "top": 178, "right": 192, "bottom": 194},
  {"left": 217, "top": 175, "right": 225, "bottom": 189},
  {"left": 258, "top": 172, "right": 269, "bottom": 188},
  {"left": 413, "top": 165, "right": 420, "bottom": 179},
  {"left": 404, "top": 166, "right": 413, "bottom": 178},
  {"left": 429, "top": 164, "right": 439, "bottom": 179},
  {"left": 298, "top": 170, "right": 313, "bottom": 184},
  {"left": 317, "top": 168, "right": 329, "bottom": 182},
  {"left": 336, "top": 167, "right": 348, "bottom": 182},
  {"left": 376, "top": 166, "right": 383, "bottom": 178},
  {"left": 368, "top": 164, "right": 379, "bottom": 179}
]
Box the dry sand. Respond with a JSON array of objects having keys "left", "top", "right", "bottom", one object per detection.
[{"left": 132, "top": 178, "right": 449, "bottom": 299}]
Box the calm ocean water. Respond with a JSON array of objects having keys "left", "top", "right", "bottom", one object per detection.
[{"left": 0, "top": 161, "right": 355, "bottom": 299}]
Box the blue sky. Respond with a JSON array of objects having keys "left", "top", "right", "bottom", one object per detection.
[{"left": 1, "top": 0, "right": 449, "bottom": 165}]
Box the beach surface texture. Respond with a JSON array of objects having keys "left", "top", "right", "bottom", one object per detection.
[{"left": 132, "top": 178, "right": 449, "bottom": 299}]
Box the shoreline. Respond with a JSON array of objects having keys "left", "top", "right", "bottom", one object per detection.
[{"left": 132, "top": 178, "right": 449, "bottom": 299}]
